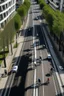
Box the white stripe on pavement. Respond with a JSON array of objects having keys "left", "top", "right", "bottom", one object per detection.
[{"left": 32, "top": 3, "right": 38, "bottom": 96}]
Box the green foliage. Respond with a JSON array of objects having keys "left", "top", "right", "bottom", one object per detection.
[
  {"left": 14, "top": 13, "right": 21, "bottom": 31},
  {"left": 43, "top": 5, "right": 55, "bottom": 31},
  {"left": 17, "top": 5, "right": 26, "bottom": 17},
  {"left": 39, "top": 0, "right": 64, "bottom": 37},
  {"left": 24, "top": 0, "right": 31, "bottom": 10},
  {"left": 0, "top": 18, "right": 15, "bottom": 49},
  {"left": 38, "top": 0, "right": 46, "bottom": 9},
  {"left": 0, "top": 0, "right": 30, "bottom": 54},
  {"left": 14, "top": 43, "right": 18, "bottom": 48},
  {"left": 52, "top": 13, "right": 64, "bottom": 37},
  {"left": 17, "top": 0, "right": 30, "bottom": 18}
]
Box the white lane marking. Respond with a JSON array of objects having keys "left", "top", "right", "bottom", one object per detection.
[
  {"left": 3, "top": 74, "right": 12, "bottom": 96},
  {"left": 33, "top": 69, "right": 36, "bottom": 96},
  {"left": 38, "top": 26, "right": 44, "bottom": 96},
  {"left": 32, "top": 4, "right": 38, "bottom": 96},
  {"left": 52, "top": 75, "right": 58, "bottom": 95},
  {"left": 52, "top": 59, "right": 64, "bottom": 94},
  {"left": 40, "top": 45, "right": 44, "bottom": 96},
  {"left": 36, "top": 88, "right": 38, "bottom": 96}
]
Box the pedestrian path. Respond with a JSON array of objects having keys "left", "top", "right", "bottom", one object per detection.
[{"left": 0, "top": 35, "right": 24, "bottom": 90}]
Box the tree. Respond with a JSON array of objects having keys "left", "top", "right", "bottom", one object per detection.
[
  {"left": 17, "top": 5, "right": 27, "bottom": 18},
  {"left": 14, "top": 13, "right": 21, "bottom": 47}
]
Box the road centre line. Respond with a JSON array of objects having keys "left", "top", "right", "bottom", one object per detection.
[
  {"left": 39, "top": 36, "right": 44, "bottom": 96},
  {"left": 41, "top": 54, "right": 44, "bottom": 96},
  {"left": 32, "top": 4, "right": 38, "bottom": 96},
  {"left": 52, "top": 75, "right": 58, "bottom": 95}
]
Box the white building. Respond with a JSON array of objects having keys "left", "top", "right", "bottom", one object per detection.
[
  {"left": 0, "top": 0, "right": 16, "bottom": 29},
  {"left": 16, "top": 0, "right": 24, "bottom": 9},
  {"left": 16, "top": 0, "right": 24, "bottom": 5},
  {"left": 48, "top": 0, "right": 64, "bottom": 12}
]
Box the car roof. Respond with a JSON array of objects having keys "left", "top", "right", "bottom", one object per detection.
[
  {"left": 48, "top": 53, "right": 51, "bottom": 56},
  {"left": 13, "top": 65, "right": 18, "bottom": 68}
]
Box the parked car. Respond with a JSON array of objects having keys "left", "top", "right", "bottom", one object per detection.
[
  {"left": 59, "top": 66, "right": 63, "bottom": 70},
  {"left": 11, "top": 65, "right": 18, "bottom": 73},
  {"left": 47, "top": 53, "right": 51, "bottom": 60}
]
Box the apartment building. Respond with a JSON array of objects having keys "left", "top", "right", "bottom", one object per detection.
[
  {"left": 0, "top": 0, "right": 16, "bottom": 29},
  {"left": 16, "top": 0, "right": 24, "bottom": 5},
  {"left": 47, "top": 0, "right": 64, "bottom": 12},
  {"left": 16, "top": 0, "right": 24, "bottom": 9}
]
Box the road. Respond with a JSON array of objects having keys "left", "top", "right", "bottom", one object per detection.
[{"left": 3, "top": 0, "right": 62, "bottom": 96}]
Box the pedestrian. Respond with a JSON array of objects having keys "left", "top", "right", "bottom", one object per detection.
[
  {"left": 47, "top": 78, "right": 50, "bottom": 83},
  {"left": 38, "top": 78, "right": 41, "bottom": 86},
  {"left": 39, "top": 56, "right": 42, "bottom": 60}
]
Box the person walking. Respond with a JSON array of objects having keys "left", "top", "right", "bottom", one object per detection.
[
  {"left": 47, "top": 78, "right": 50, "bottom": 83},
  {"left": 38, "top": 78, "right": 41, "bottom": 86}
]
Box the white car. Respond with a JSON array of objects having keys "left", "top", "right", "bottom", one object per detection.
[
  {"left": 47, "top": 53, "right": 51, "bottom": 59},
  {"left": 11, "top": 65, "right": 18, "bottom": 72},
  {"left": 59, "top": 66, "right": 63, "bottom": 70}
]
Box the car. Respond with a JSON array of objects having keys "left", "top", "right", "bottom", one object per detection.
[
  {"left": 47, "top": 53, "right": 51, "bottom": 60},
  {"left": 35, "top": 17, "right": 38, "bottom": 20},
  {"left": 11, "top": 65, "right": 18, "bottom": 72},
  {"left": 59, "top": 66, "right": 63, "bottom": 70}
]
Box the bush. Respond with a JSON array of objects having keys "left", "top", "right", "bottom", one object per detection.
[
  {"left": 38, "top": 0, "right": 46, "bottom": 9},
  {"left": 17, "top": 0, "right": 30, "bottom": 18},
  {"left": 38, "top": 0, "right": 64, "bottom": 38},
  {"left": 14, "top": 13, "right": 21, "bottom": 31},
  {"left": 0, "top": 18, "right": 15, "bottom": 49}
]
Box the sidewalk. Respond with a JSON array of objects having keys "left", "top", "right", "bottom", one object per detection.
[
  {"left": 0, "top": 35, "right": 24, "bottom": 89},
  {"left": 0, "top": 14, "right": 28, "bottom": 92}
]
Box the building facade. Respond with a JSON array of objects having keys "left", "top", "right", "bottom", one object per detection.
[
  {"left": 0, "top": 0, "right": 16, "bottom": 29},
  {"left": 16, "top": 0, "right": 24, "bottom": 5},
  {"left": 48, "top": 0, "right": 64, "bottom": 12},
  {"left": 16, "top": 0, "right": 24, "bottom": 9}
]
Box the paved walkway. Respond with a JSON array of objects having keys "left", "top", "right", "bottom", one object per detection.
[{"left": 0, "top": 33, "right": 24, "bottom": 90}]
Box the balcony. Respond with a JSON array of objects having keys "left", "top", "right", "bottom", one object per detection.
[
  {"left": 0, "top": 0, "right": 11, "bottom": 6},
  {"left": 0, "top": 0, "right": 7, "bottom": 4}
]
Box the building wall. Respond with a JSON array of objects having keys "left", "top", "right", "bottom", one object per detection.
[
  {"left": 0, "top": 0, "right": 16, "bottom": 29},
  {"left": 48, "top": 0, "right": 64, "bottom": 11},
  {"left": 16, "top": 0, "right": 24, "bottom": 5}
]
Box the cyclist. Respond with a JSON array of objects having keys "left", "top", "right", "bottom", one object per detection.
[
  {"left": 50, "top": 67, "right": 54, "bottom": 75},
  {"left": 47, "top": 78, "right": 50, "bottom": 83},
  {"left": 39, "top": 56, "right": 42, "bottom": 60},
  {"left": 38, "top": 78, "right": 41, "bottom": 85},
  {"left": 50, "top": 68, "right": 53, "bottom": 71},
  {"left": 39, "top": 56, "right": 42, "bottom": 64}
]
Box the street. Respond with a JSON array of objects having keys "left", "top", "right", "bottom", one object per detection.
[{"left": 2, "top": 0, "right": 62, "bottom": 96}]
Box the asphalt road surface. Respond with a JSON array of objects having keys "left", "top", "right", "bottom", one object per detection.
[{"left": 8, "top": 0, "right": 61, "bottom": 96}]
